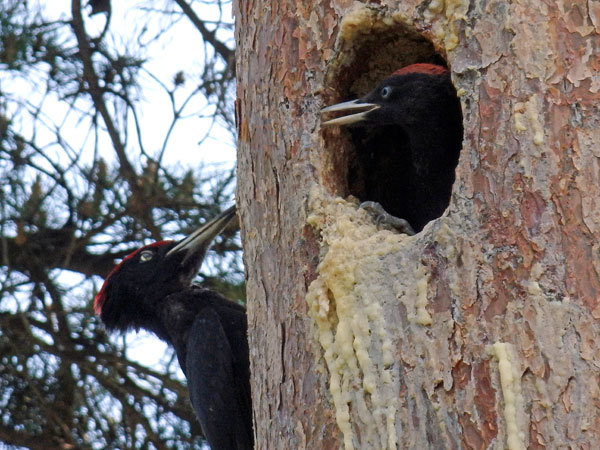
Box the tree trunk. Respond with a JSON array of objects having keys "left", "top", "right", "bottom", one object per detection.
[{"left": 235, "top": 1, "right": 600, "bottom": 448}]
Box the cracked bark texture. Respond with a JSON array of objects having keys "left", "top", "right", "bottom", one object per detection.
[{"left": 235, "top": 0, "right": 600, "bottom": 448}]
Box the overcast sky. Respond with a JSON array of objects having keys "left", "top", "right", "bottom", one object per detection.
[
  {"left": 30, "top": 0, "right": 237, "bottom": 168},
  {"left": 14, "top": 0, "right": 239, "bottom": 370}
]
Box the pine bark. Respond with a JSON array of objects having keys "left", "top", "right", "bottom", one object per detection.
[{"left": 235, "top": 1, "right": 600, "bottom": 448}]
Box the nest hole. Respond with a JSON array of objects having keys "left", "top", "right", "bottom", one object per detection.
[{"left": 324, "top": 20, "right": 463, "bottom": 233}]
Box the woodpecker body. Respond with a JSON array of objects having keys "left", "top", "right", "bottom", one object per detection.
[
  {"left": 94, "top": 206, "right": 252, "bottom": 450},
  {"left": 322, "top": 64, "right": 463, "bottom": 233}
]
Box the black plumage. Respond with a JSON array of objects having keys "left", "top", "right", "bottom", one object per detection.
[
  {"left": 94, "top": 206, "right": 252, "bottom": 450},
  {"left": 322, "top": 64, "right": 463, "bottom": 233}
]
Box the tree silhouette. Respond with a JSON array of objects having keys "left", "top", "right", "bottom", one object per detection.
[{"left": 0, "top": 1, "right": 240, "bottom": 447}]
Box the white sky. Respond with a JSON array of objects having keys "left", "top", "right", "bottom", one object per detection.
[
  {"left": 35, "top": 0, "right": 237, "bottom": 168},
  {"left": 11, "top": 1, "right": 238, "bottom": 370}
]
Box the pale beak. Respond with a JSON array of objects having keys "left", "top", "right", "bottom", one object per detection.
[
  {"left": 321, "top": 100, "right": 379, "bottom": 126},
  {"left": 166, "top": 205, "right": 237, "bottom": 265}
]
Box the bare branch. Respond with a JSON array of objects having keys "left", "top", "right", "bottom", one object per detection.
[{"left": 173, "top": 0, "right": 234, "bottom": 69}]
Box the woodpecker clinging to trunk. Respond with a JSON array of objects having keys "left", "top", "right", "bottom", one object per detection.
[
  {"left": 321, "top": 63, "right": 463, "bottom": 233},
  {"left": 94, "top": 206, "right": 253, "bottom": 450}
]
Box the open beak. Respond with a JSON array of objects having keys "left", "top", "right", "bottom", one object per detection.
[
  {"left": 166, "top": 205, "right": 237, "bottom": 266},
  {"left": 321, "top": 100, "right": 379, "bottom": 126}
]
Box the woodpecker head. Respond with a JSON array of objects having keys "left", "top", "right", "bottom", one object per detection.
[
  {"left": 94, "top": 206, "right": 237, "bottom": 332},
  {"left": 321, "top": 64, "right": 456, "bottom": 129}
]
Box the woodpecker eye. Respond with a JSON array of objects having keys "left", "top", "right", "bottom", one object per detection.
[
  {"left": 139, "top": 250, "right": 154, "bottom": 262},
  {"left": 380, "top": 86, "right": 392, "bottom": 99}
]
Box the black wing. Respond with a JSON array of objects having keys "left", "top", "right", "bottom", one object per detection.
[{"left": 186, "top": 305, "right": 252, "bottom": 449}]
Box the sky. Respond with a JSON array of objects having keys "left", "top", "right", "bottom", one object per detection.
[
  {"left": 0, "top": 3, "right": 241, "bottom": 446},
  {"left": 33, "top": 0, "right": 237, "bottom": 167},
  {"left": 9, "top": 0, "right": 238, "bottom": 370}
]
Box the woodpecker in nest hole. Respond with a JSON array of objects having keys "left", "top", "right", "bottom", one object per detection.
[{"left": 322, "top": 63, "right": 463, "bottom": 234}]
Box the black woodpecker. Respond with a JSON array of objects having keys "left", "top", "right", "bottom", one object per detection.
[
  {"left": 321, "top": 63, "right": 463, "bottom": 233},
  {"left": 94, "top": 206, "right": 253, "bottom": 450}
]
